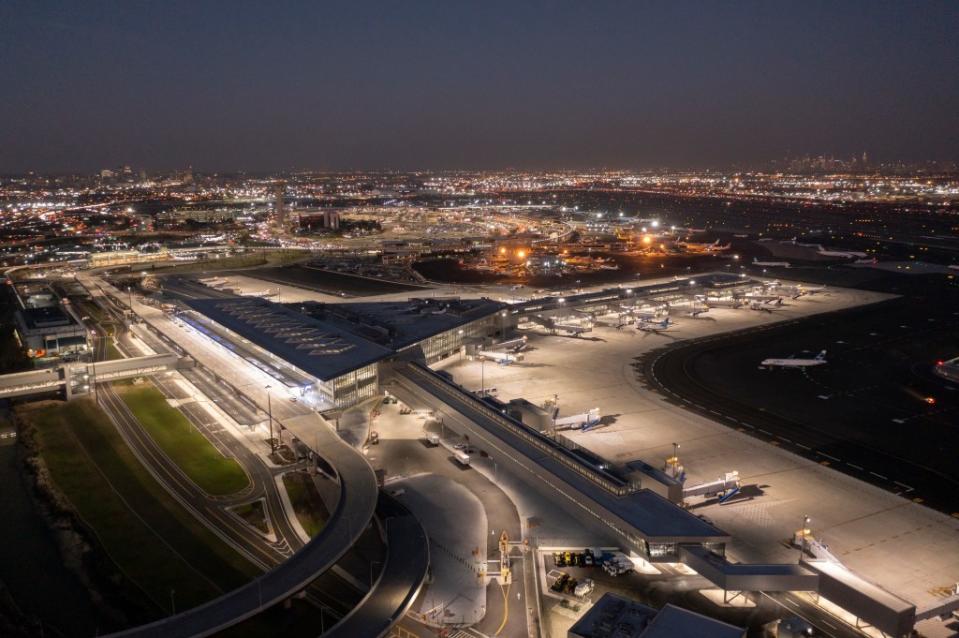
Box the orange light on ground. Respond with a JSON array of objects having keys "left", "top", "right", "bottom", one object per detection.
[
  {"left": 516, "top": 249, "right": 527, "bottom": 259},
  {"left": 499, "top": 246, "right": 507, "bottom": 255},
  {"left": 925, "top": 396, "right": 936, "bottom": 405},
  {"left": 641, "top": 235, "right": 653, "bottom": 245}
]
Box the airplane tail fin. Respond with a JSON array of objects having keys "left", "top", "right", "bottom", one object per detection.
[{"left": 816, "top": 350, "right": 827, "bottom": 360}]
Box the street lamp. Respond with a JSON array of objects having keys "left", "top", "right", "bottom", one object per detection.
[
  {"left": 799, "top": 515, "right": 811, "bottom": 561},
  {"left": 265, "top": 384, "right": 275, "bottom": 452}
]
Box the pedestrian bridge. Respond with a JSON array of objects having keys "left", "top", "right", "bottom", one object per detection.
[{"left": 0, "top": 353, "right": 178, "bottom": 399}]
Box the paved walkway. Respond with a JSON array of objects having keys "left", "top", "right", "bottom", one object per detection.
[{"left": 393, "top": 474, "right": 488, "bottom": 627}]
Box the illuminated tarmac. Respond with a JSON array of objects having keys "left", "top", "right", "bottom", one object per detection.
[{"left": 434, "top": 284, "right": 959, "bottom": 610}]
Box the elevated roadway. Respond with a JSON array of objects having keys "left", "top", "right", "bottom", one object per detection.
[
  {"left": 325, "top": 493, "right": 430, "bottom": 638},
  {"left": 78, "top": 274, "right": 428, "bottom": 638},
  {"left": 106, "top": 406, "right": 378, "bottom": 638}
]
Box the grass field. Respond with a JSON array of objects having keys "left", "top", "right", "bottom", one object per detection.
[
  {"left": 282, "top": 471, "right": 329, "bottom": 538},
  {"left": 230, "top": 500, "right": 269, "bottom": 534},
  {"left": 22, "top": 399, "right": 257, "bottom": 616},
  {"left": 116, "top": 385, "right": 249, "bottom": 496},
  {"left": 104, "top": 338, "right": 124, "bottom": 361}
]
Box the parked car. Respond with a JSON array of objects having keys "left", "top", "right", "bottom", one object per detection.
[
  {"left": 550, "top": 573, "right": 569, "bottom": 592},
  {"left": 584, "top": 549, "right": 594, "bottom": 566},
  {"left": 574, "top": 579, "right": 594, "bottom": 597}
]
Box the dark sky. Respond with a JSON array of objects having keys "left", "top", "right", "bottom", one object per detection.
[{"left": 2, "top": 1, "right": 957, "bottom": 173}]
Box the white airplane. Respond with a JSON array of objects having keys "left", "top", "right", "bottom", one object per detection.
[
  {"left": 629, "top": 304, "right": 668, "bottom": 321},
  {"left": 638, "top": 317, "right": 676, "bottom": 332},
  {"left": 553, "top": 407, "right": 601, "bottom": 431},
  {"left": 477, "top": 350, "right": 523, "bottom": 365},
  {"left": 555, "top": 322, "right": 592, "bottom": 336},
  {"left": 701, "top": 295, "right": 744, "bottom": 309},
  {"left": 753, "top": 258, "right": 791, "bottom": 268},
  {"left": 493, "top": 336, "right": 528, "bottom": 352},
  {"left": 748, "top": 299, "right": 782, "bottom": 312},
  {"left": 814, "top": 245, "right": 868, "bottom": 259},
  {"left": 594, "top": 313, "right": 632, "bottom": 328},
  {"left": 686, "top": 306, "right": 710, "bottom": 317},
  {"left": 760, "top": 350, "right": 827, "bottom": 368}
]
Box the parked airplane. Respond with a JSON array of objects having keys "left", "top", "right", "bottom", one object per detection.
[
  {"left": 593, "top": 313, "right": 631, "bottom": 328},
  {"left": 760, "top": 350, "right": 827, "bottom": 368},
  {"left": 553, "top": 407, "right": 601, "bottom": 431},
  {"left": 477, "top": 350, "right": 523, "bottom": 365},
  {"left": 555, "top": 322, "right": 592, "bottom": 336},
  {"left": 753, "top": 258, "right": 791, "bottom": 268},
  {"left": 701, "top": 295, "right": 743, "bottom": 309},
  {"left": 637, "top": 317, "right": 676, "bottom": 332},
  {"left": 493, "top": 336, "right": 529, "bottom": 353},
  {"left": 745, "top": 293, "right": 784, "bottom": 304},
  {"left": 678, "top": 239, "right": 731, "bottom": 253}
]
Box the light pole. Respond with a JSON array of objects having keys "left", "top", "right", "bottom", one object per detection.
[
  {"left": 265, "top": 384, "right": 275, "bottom": 452},
  {"left": 90, "top": 332, "right": 100, "bottom": 405},
  {"left": 799, "top": 515, "right": 811, "bottom": 561},
  {"left": 480, "top": 356, "right": 485, "bottom": 396}
]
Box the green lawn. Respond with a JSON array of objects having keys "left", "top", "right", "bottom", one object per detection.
[
  {"left": 282, "top": 471, "right": 329, "bottom": 538},
  {"left": 116, "top": 385, "right": 250, "bottom": 496},
  {"left": 104, "top": 339, "right": 124, "bottom": 361},
  {"left": 23, "top": 399, "right": 257, "bottom": 615}
]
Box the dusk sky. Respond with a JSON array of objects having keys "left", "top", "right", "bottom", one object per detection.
[{"left": 2, "top": 1, "right": 957, "bottom": 173}]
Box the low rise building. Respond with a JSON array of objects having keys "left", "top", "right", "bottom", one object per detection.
[{"left": 568, "top": 594, "right": 745, "bottom": 638}]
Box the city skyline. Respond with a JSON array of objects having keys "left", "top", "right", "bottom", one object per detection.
[{"left": 2, "top": 1, "right": 957, "bottom": 173}]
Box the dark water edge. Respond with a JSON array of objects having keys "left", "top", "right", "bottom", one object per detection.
[{"left": 0, "top": 444, "right": 100, "bottom": 637}]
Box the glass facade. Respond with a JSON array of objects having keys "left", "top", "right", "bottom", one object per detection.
[
  {"left": 321, "top": 363, "right": 378, "bottom": 408},
  {"left": 412, "top": 314, "right": 506, "bottom": 364}
]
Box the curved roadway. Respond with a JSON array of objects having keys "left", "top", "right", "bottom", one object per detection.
[
  {"left": 105, "top": 406, "right": 378, "bottom": 638},
  {"left": 325, "top": 493, "right": 430, "bottom": 638},
  {"left": 85, "top": 273, "right": 433, "bottom": 638}
]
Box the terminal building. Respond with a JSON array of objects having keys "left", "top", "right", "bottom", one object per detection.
[
  {"left": 9, "top": 283, "right": 88, "bottom": 362},
  {"left": 180, "top": 295, "right": 509, "bottom": 409},
  {"left": 175, "top": 273, "right": 760, "bottom": 413}
]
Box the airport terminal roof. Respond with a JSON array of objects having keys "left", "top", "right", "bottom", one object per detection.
[
  {"left": 18, "top": 306, "right": 82, "bottom": 331},
  {"left": 569, "top": 594, "right": 744, "bottom": 638},
  {"left": 183, "top": 297, "right": 393, "bottom": 381},
  {"left": 298, "top": 296, "right": 508, "bottom": 350},
  {"left": 639, "top": 604, "right": 745, "bottom": 638},
  {"left": 513, "top": 273, "right": 756, "bottom": 314}
]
